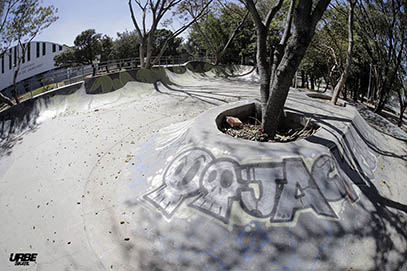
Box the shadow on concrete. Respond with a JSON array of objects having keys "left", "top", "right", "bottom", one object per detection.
[
  {"left": 111, "top": 123, "right": 407, "bottom": 270},
  {"left": 153, "top": 81, "right": 256, "bottom": 107},
  {"left": 155, "top": 105, "right": 407, "bottom": 270}
]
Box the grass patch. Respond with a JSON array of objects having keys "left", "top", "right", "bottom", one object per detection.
[{"left": 19, "top": 83, "right": 58, "bottom": 100}]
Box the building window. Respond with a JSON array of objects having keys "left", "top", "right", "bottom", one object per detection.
[
  {"left": 52, "top": 44, "right": 56, "bottom": 53},
  {"left": 14, "top": 46, "right": 17, "bottom": 66},
  {"left": 27, "top": 43, "right": 31, "bottom": 62},
  {"left": 59, "top": 45, "right": 63, "bottom": 51},
  {"left": 36, "top": 42, "right": 40, "bottom": 58},
  {"left": 42, "top": 42, "right": 46, "bottom": 56},
  {"left": 9, "top": 48, "right": 12, "bottom": 69},
  {"left": 22, "top": 44, "right": 25, "bottom": 63},
  {"left": 1, "top": 57, "right": 4, "bottom": 74}
]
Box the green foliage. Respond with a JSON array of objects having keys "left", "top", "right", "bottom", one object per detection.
[
  {"left": 7, "top": 0, "right": 58, "bottom": 44},
  {"left": 152, "top": 29, "right": 183, "bottom": 57},
  {"left": 100, "top": 35, "right": 113, "bottom": 62},
  {"left": 55, "top": 29, "right": 115, "bottom": 66},
  {"left": 73, "top": 29, "right": 102, "bottom": 64},
  {"left": 187, "top": 2, "right": 256, "bottom": 63},
  {"left": 54, "top": 48, "right": 75, "bottom": 66},
  {"left": 55, "top": 28, "right": 183, "bottom": 67},
  {"left": 186, "top": 0, "right": 291, "bottom": 64},
  {"left": 112, "top": 30, "right": 139, "bottom": 59},
  {"left": 0, "top": 0, "right": 58, "bottom": 55}
]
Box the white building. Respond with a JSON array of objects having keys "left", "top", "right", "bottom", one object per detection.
[{"left": 0, "top": 41, "right": 70, "bottom": 91}]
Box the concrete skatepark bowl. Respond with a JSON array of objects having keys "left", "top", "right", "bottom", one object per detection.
[{"left": 0, "top": 63, "right": 407, "bottom": 270}]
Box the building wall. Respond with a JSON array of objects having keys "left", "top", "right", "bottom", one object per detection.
[{"left": 0, "top": 41, "right": 69, "bottom": 91}]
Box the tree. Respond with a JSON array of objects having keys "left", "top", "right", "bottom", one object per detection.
[
  {"left": 100, "top": 35, "right": 113, "bottom": 63},
  {"left": 300, "top": 39, "right": 329, "bottom": 91},
  {"left": 396, "top": 73, "right": 407, "bottom": 127},
  {"left": 0, "top": 0, "right": 18, "bottom": 54},
  {"left": 54, "top": 48, "right": 75, "bottom": 67},
  {"left": 72, "top": 29, "right": 102, "bottom": 65},
  {"left": 302, "top": 4, "right": 349, "bottom": 93},
  {"left": 356, "top": 0, "right": 407, "bottom": 113},
  {"left": 151, "top": 29, "right": 183, "bottom": 57},
  {"left": 7, "top": 0, "right": 58, "bottom": 104},
  {"left": 128, "top": 0, "right": 212, "bottom": 68},
  {"left": 112, "top": 30, "right": 139, "bottom": 60},
  {"left": 0, "top": 0, "right": 19, "bottom": 106},
  {"left": 54, "top": 29, "right": 109, "bottom": 67},
  {"left": 246, "top": 0, "right": 331, "bottom": 137},
  {"left": 330, "top": 0, "right": 356, "bottom": 105},
  {"left": 187, "top": 2, "right": 250, "bottom": 64}
]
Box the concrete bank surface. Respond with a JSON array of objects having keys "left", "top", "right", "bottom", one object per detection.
[{"left": 0, "top": 63, "right": 406, "bottom": 271}]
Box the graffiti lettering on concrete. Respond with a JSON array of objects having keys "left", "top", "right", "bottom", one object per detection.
[
  {"left": 143, "top": 148, "right": 215, "bottom": 218},
  {"left": 142, "top": 148, "right": 359, "bottom": 225}
]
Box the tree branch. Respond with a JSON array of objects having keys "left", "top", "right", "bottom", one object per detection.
[{"left": 265, "top": 0, "right": 284, "bottom": 28}]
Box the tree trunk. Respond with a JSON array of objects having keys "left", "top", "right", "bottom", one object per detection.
[
  {"left": 374, "top": 89, "right": 386, "bottom": 113},
  {"left": 262, "top": 0, "right": 331, "bottom": 137},
  {"left": 310, "top": 76, "right": 315, "bottom": 90},
  {"left": 12, "top": 68, "right": 20, "bottom": 104},
  {"left": 271, "top": 0, "right": 295, "bottom": 83},
  {"left": 145, "top": 33, "right": 154, "bottom": 69},
  {"left": 139, "top": 42, "right": 145, "bottom": 68},
  {"left": 305, "top": 73, "right": 309, "bottom": 89},
  {"left": 323, "top": 76, "right": 329, "bottom": 92},
  {"left": 263, "top": 39, "right": 307, "bottom": 136},
  {"left": 301, "top": 70, "right": 305, "bottom": 88},
  {"left": 397, "top": 89, "right": 406, "bottom": 127},
  {"left": 331, "top": 0, "right": 355, "bottom": 105},
  {"left": 256, "top": 25, "right": 271, "bottom": 109},
  {"left": 0, "top": 92, "right": 14, "bottom": 106}
]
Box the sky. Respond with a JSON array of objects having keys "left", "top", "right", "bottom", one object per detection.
[{"left": 34, "top": 0, "right": 183, "bottom": 46}]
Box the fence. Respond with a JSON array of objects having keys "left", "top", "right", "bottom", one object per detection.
[{"left": 1, "top": 55, "right": 216, "bottom": 102}]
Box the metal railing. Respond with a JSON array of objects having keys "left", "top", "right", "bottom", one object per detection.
[{"left": 1, "top": 54, "right": 216, "bottom": 102}]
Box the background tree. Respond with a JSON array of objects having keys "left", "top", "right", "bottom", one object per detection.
[
  {"left": 7, "top": 0, "right": 58, "bottom": 104},
  {"left": 300, "top": 40, "right": 329, "bottom": 91},
  {"left": 128, "top": 0, "right": 212, "bottom": 68},
  {"left": 72, "top": 29, "right": 102, "bottom": 65},
  {"left": 100, "top": 35, "right": 113, "bottom": 62},
  {"left": 330, "top": 0, "right": 356, "bottom": 104},
  {"left": 0, "top": 0, "right": 18, "bottom": 106},
  {"left": 185, "top": 1, "right": 249, "bottom": 64},
  {"left": 151, "top": 29, "right": 183, "bottom": 57},
  {"left": 356, "top": 0, "right": 407, "bottom": 113},
  {"left": 301, "top": 1, "right": 368, "bottom": 100},
  {"left": 53, "top": 48, "right": 73, "bottom": 67},
  {"left": 111, "top": 30, "right": 139, "bottom": 60},
  {"left": 54, "top": 29, "right": 107, "bottom": 67},
  {"left": 301, "top": 4, "right": 349, "bottom": 93}
]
